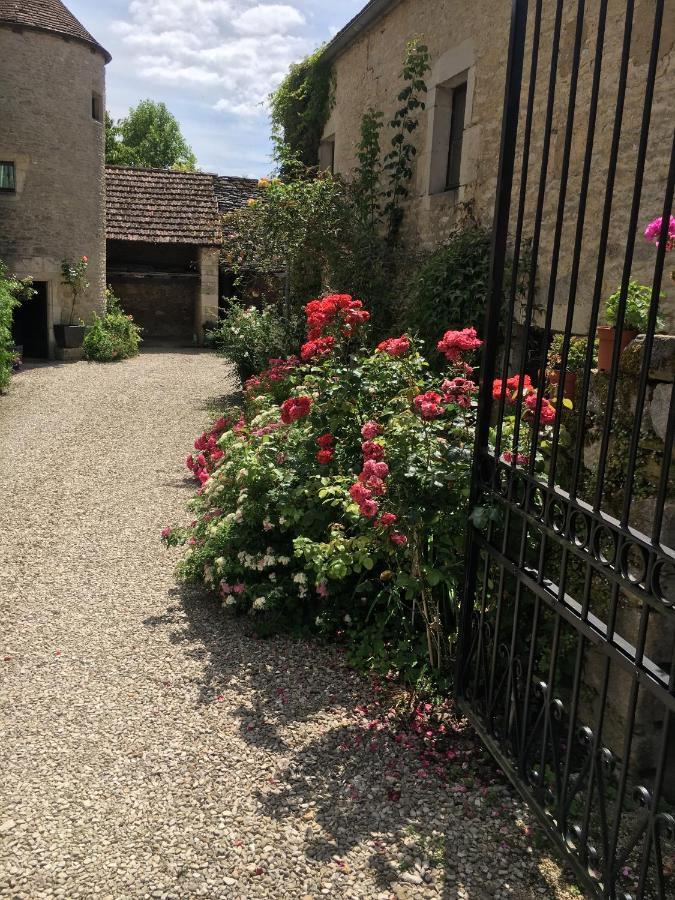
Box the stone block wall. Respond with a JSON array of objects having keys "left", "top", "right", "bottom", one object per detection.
[
  {"left": 0, "top": 27, "right": 107, "bottom": 358},
  {"left": 324, "top": 0, "right": 674, "bottom": 331},
  {"left": 576, "top": 335, "right": 675, "bottom": 799}
]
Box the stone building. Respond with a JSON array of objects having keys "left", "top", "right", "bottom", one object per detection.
[
  {"left": 106, "top": 167, "right": 223, "bottom": 344},
  {"left": 321, "top": 0, "right": 674, "bottom": 331},
  {"left": 0, "top": 0, "right": 109, "bottom": 359},
  {"left": 105, "top": 168, "right": 258, "bottom": 343}
]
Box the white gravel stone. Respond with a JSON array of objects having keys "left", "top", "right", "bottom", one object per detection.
[{"left": 0, "top": 350, "right": 580, "bottom": 899}]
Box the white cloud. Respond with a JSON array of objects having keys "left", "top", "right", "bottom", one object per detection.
[
  {"left": 113, "top": 0, "right": 312, "bottom": 118},
  {"left": 233, "top": 4, "right": 305, "bottom": 35}
]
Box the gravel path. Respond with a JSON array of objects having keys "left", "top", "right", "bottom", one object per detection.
[{"left": 0, "top": 351, "right": 581, "bottom": 900}]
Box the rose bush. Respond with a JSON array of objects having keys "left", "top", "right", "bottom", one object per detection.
[{"left": 166, "top": 294, "right": 563, "bottom": 685}]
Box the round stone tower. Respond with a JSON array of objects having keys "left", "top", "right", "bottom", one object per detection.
[{"left": 0, "top": 0, "right": 110, "bottom": 358}]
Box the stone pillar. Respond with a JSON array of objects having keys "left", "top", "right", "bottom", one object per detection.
[{"left": 196, "top": 246, "right": 220, "bottom": 345}]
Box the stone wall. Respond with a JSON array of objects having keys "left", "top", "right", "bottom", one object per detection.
[
  {"left": 324, "top": 0, "right": 674, "bottom": 331},
  {"left": 0, "top": 26, "right": 107, "bottom": 358},
  {"left": 578, "top": 336, "right": 675, "bottom": 799}
]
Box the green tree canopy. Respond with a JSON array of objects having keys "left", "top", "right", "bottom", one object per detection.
[{"left": 105, "top": 100, "right": 197, "bottom": 170}]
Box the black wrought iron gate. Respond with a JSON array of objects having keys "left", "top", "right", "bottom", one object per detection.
[{"left": 458, "top": 0, "right": 675, "bottom": 897}]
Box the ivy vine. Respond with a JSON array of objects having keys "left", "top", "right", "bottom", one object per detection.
[{"left": 269, "top": 48, "right": 334, "bottom": 171}]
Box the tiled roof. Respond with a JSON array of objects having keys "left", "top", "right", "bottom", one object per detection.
[
  {"left": 105, "top": 167, "right": 223, "bottom": 247},
  {"left": 0, "top": 0, "right": 111, "bottom": 62},
  {"left": 214, "top": 175, "right": 260, "bottom": 214}
]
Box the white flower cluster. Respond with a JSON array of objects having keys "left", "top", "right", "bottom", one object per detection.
[{"left": 252, "top": 597, "right": 267, "bottom": 612}]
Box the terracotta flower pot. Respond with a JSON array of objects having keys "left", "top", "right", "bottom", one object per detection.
[
  {"left": 548, "top": 369, "right": 578, "bottom": 400},
  {"left": 597, "top": 326, "right": 638, "bottom": 372}
]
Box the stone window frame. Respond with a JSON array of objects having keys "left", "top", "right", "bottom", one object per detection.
[
  {"left": 425, "top": 41, "right": 476, "bottom": 198},
  {"left": 0, "top": 160, "right": 16, "bottom": 192},
  {"left": 318, "top": 135, "right": 336, "bottom": 174},
  {"left": 91, "top": 91, "right": 103, "bottom": 123}
]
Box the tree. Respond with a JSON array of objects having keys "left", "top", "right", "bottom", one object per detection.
[{"left": 105, "top": 100, "right": 197, "bottom": 170}]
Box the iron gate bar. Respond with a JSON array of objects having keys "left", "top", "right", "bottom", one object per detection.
[
  {"left": 547, "top": 0, "right": 609, "bottom": 488},
  {"left": 458, "top": 0, "right": 675, "bottom": 895},
  {"left": 568, "top": 0, "right": 636, "bottom": 502},
  {"left": 458, "top": 0, "right": 528, "bottom": 693},
  {"left": 592, "top": 0, "right": 665, "bottom": 514}
]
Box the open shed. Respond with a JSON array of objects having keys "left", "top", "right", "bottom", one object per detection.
[{"left": 105, "top": 166, "right": 222, "bottom": 343}]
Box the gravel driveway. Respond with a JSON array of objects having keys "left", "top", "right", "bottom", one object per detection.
[{"left": 0, "top": 350, "right": 580, "bottom": 900}]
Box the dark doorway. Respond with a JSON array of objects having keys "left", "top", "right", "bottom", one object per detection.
[{"left": 12, "top": 281, "right": 49, "bottom": 359}]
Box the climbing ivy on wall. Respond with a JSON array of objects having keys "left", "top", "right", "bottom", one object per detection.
[{"left": 269, "top": 48, "right": 334, "bottom": 170}]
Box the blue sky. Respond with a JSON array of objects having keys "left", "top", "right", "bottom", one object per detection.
[{"left": 68, "top": 0, "right": 365, "bottom": 177}]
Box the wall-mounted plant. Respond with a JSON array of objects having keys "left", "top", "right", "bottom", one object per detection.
[
  {"left": 269, "top": 47, "right": 335, "bottom": 172},
  {"left": 383, "top": 38, "right": 430, "bottom": 245},
  {"left": 352, "top": 107, "right": 384, "bottom": 231}
]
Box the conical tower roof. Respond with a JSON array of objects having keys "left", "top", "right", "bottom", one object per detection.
[{"left": 0, "top": 0, "right": 110, "bottom": 62}]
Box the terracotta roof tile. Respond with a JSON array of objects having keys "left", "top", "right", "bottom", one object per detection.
[
  {"left": 105, "top": 167, "right": 223, "bottom": 247},
  {"left": 0, "top": 0, "right": 110, "bottom": 61},
  {"left": 214, "top": 175, "right": 260, "bottom": 214}
]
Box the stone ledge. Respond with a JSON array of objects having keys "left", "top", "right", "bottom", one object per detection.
[
  {"left": 625, "top": 334, "right": 675, "bottom": 383},
  {"left": 55, "top": 347, "right": 84, "bottom": 362}
]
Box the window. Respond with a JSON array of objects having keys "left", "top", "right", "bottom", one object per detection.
[
  {"left": 0, "top": 162, "right": 16, "bottom": 192},
  {"left": 92, "top": 92, "right": 103, "bottom": 122},
  {"left": 318, "top": 137, "right": 336, "bottom": 174},
  {"left": 445, "top": 81, "right": 467, "bottom": 191}
]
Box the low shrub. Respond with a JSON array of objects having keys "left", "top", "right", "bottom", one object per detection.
[
  {"left": 0, "top": 261, "right": 33, "bottom": 393},
  {"left": 403, "top": 226, "right": 491, "bottom": 364},
  {"left": 166, "top": 294, "right": 563, "bottom": 687},
  {"left": 207, "top": 300, "right": 302, "bottom": 384},
  {"left": 83, "top": 289, "right": 142, "bottom": 362}
]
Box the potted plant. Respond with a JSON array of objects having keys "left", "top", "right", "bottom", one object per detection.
[
  {"left": 597, "top": 280, "right": 664, "bottom": 372},
  {"left": 546, "top": 334, "right": 598, "bottom": 398},
  {"left": 55, "top": 256, "right": 89, "bottom": 348}
]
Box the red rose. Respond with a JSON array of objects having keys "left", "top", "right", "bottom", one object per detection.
[
  {"left": 438, "top": 327, "right": 482, "bottom": 363},
  {"left": 376, "top": 513, "right": 398, "bottom": 528},
  {"left": 317, "top": 433, "right": 335, "bottom": 449},
  {"left": 361, "top": 441, "right": 385, "bottom": 461},
  {"left": 316, "top": 449, "right": 334, "bottom": 465},
  {"left": 376, "top": 336, "right": 411, "bottom": 357}
]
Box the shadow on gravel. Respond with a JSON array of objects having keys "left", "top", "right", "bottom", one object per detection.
[{"left": 143, "top": 583, "right": 580, "bottom": 899}]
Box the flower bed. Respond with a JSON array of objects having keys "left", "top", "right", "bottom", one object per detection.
[{"left": 166, "top": 294, "right": 563, "bottom": 686}]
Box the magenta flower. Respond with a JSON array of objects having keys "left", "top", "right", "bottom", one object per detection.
[{"left": 644, "top": 215, "right": 675, "bottom": 251}]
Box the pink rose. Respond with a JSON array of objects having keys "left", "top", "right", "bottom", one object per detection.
[{"left": 361, "top": 421, "right": 383, "bottom": 440}]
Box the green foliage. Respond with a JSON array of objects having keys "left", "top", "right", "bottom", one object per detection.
[
  {"left": 269, "top": 48, "right": 334, "bottom": 171},
  {"left": 0, "top": 262, "right": 33, "bottom": 393},
  {"left": 404, "top": 226, "right": 491, "bottom": 362},
  {"left": 61, "top": 256, "right": 89, "bottom": 325},
  {"left": 222, "top": 174, "right": 394, "bottom": 332},
  {"left": 605, "top": 280, "right": 665, "bottom": 332},
  {"left": 106, "top": 100, "right": 197, "bottom": 170},
  {"left": 82, "top": 289, "right": 142, "bottom": 362},
  {"left": 353, "top": 108, "right": 384, "bottom": 230},
  {"left": 207, "top": 301, "right": 301, "bottom": 384},
  {"left": 383, "top": 39, "right": 430, "bottom": 243},
  {"left": 548, "top": 334, "right": 598, "bottom": 373}
]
